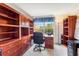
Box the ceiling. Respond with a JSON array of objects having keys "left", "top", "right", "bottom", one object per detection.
[{"left": 7, "top": 3, "right": 79, "bottom": 17}]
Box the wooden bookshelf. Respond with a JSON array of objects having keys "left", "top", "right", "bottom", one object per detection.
[
  {"left": 62, "top": 16, "right": 77, "bottom": 45},
  {"left": 0, "top": 3, "right": 33, "bottom": 56},
  {"left": 0, "top": 4, "right": 19, "bottom": 20},
  {"left": 0, "top": 3, "right": 19, "bottom": 41}
]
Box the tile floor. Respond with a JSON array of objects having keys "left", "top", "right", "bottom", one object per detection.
[
  {"left": 23, "top": 44, "right": 68, "bottom": 56},
  {"left": 53, "top": 44, "right": 67, "bottom": 56}
]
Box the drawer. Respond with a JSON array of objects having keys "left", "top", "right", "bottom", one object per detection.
[
  {"left": 2, "top": 45, "right": 21, "bottom": 56},
  {"left": 10, "top": 46, "right": 22, "bottom": 56},
  {"left": 0, "top": 45, "right": 12, "bottom": 52},
  {"left": 0, "top": 40, "right": 20, "bottom": 52},
  {"left": 2, "top": 50, "right": 11, "bottom": 56}
]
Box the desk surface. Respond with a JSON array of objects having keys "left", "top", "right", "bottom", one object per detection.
[{"left": 44, "top": 35, "right": 53, "bottom": 37}]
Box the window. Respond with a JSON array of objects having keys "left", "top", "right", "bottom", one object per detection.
[{"left": 34, "top": 17, "right": 55, "bottom": 35}]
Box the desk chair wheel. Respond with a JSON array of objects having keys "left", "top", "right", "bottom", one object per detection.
[{"left": 33, "top": 44, "right": 45, "bottom": 52}]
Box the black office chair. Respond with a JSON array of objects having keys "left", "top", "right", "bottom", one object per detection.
[{"left": 33, "top": 32, "right": 45, "bottom": 52}]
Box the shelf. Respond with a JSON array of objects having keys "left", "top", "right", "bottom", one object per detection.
[
  {"left": 29, "top": 34, "right": 33, "bottom": 36},
  {"left": 0, "top": 13, "right": 17, "bottom": 20},
  {"left": 64, "top": 27, "right": 68, "bottom": 28},
  {"left": 64, "top": 35, "right": 69, "bottom": 37},
  {"left": 21, "top": 26, "right": 29, "bottom": 28},
  {"left": 64, "top": 22, "right": 68, "bottom": 23},
  {"left": 0, "top": 38, "right": 19, "bottom": 45},
  {"left": 0, "top": 37, "right": 11, "bottom": 41},
  {"left": 0, "top": 31, "right": 17, "bottom": 34},
  {"left": 0, "top": 24, "right": 19, "bottom": 27},
  {"left": 30, "top": 27, "right": 33, "bottom": 28},
  {"left": 22, "top": 36, "right": 28, "bottom": 38}
]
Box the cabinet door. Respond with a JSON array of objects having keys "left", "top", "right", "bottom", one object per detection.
[{"left": 45, "top": 37, "right": 53, "bottom": 49}]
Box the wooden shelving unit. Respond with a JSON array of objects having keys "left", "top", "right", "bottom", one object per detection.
[
  {"left": 0, "top": 3, "right": 19, "bottom": 42},
  {"left": 20, "top": 15, "right": 33, "bottom": 55},
  {"left": 0, "top": 3, "right": 33, "bottom": 56},
  {"left": 62, "top": 16, "right": 77, "bottom": 45}
]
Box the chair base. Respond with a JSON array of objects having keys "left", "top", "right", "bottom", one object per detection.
[{"left": 33, "top": 44, "right": 45, "bottom": 52}]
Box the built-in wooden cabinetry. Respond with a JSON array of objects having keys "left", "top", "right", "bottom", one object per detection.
[
  {"left": 0, "top": 3, "right": 33, "bottom": 56},
  {"left": 62, "top": 16, "right": 77, "bottom": 45}
]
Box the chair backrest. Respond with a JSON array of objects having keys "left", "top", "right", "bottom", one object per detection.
[{"left": 33, "top": 32, "right": 44, "bottom": 44}]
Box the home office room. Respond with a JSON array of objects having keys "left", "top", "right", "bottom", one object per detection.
[{"left": 0, "top": 3, "right": 79, "bottom": 56}]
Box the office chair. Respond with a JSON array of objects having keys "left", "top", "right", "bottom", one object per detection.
[{"left": 33, "top": 32, "right": 45, "bottom": 52}]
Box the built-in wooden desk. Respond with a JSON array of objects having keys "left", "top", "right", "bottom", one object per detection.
[{"left": 44, "top": 35, "right": 54, "bottom": 49}]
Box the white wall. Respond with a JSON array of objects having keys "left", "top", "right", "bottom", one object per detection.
[
  {"left": 54, "top": 21, "right": 63, "bottom": 44},
  {"left": 7, "top": 3, "right": 79, "bottom": 16},
  {"left": 54, "top": 15, "right": 67, "bottom": 44},
  {"left": 54, "top": 22, "right": 59, "bottom": 44},
  {"left": 74, "top": 16, "right": 79, "bottom": 39}
]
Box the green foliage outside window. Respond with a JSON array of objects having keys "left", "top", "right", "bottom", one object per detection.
[{"left": 45, "top": 23, "right": 53, "bottom": 35}]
